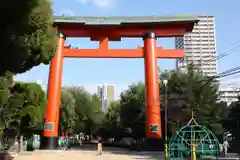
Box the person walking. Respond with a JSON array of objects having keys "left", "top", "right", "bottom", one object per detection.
[
  {"left": 219, "top": 143, "right": 223, "bottom": 153},
  {"left": 59, "top": 136, "right": 64, "bottom": 150},
  {"left": 223, "top": 139, "right": 230, "bottom": 157},
  {"left": 15, "top": 140, "right": 20, "bottom": 154},
  {"left": 64, "top": 136, "right": 69, "bottom": 150},
  {"left": 97, "top": 137, "right": 103, "bottom": 156}
]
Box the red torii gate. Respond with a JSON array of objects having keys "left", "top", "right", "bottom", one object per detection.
[{"left": 41, "top": 15, "right": 198, "bottom": 149}]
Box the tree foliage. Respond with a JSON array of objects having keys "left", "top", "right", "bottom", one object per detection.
[
  {"left": 0, "top": 0, "right": 56, "bottom": 75},
  {"left": 0, "top": 73, "right": 46, "bottom": 138},
  {"left": 102, "top": 67, "right": 226, "bottom": 140},
  {"left": 11, "top": 82, "right": 47, "bottom": 133},
  {"left": 0, "top": 73, "right": 21, "bottom": 134},
  {"left": 160, "top": 67, "right": 226, "bottom": 135},
  {"left": 102, "top": 101, "right": 121, "bottom": 138},
  {"left": 0, "top": 66, "right": 231, "bottom": 147},
  {"left": 225, "top": 98, "right": 240, "bottom": 152},
  {"left": 60, "top": 88, "right": 76, "bottom": 134},
  {"left": 227, "top": 98, "right": 240, "bottom": 135},
  {"left": 119, "top": 82, "right": 145, "bottom": 138},
  {"left": 65, "top": 86, "right": 104, "bottom": 135}
]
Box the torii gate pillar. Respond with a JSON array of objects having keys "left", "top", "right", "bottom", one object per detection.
[
  {"left": 41, "top": 33, "right": 65, "bottom": 149},
  {"left": 144, "top": 32, "right": 162, "bottom": 138}
]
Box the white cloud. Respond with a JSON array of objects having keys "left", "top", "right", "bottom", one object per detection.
[{"left": 76, "top": 0, "right": 116, "bottom": 8}]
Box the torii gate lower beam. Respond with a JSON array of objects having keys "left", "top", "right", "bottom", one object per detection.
[{"left": 63, "top": 38, "right": 184, "bottom": 58}]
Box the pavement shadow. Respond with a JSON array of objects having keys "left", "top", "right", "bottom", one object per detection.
[
  {"left": 72, "top": 145, "right": 164, "bottom": 160},
  {"left": 0, "top": 152, "right": 14, "bottom": 160}
]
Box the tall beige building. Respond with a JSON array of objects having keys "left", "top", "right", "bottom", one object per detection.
[
  {"left": 97, "top": 84, "right": 115, "bottom": 113},
  {"left": 175, "top": 16, "right": 217, "bottom": 76}
]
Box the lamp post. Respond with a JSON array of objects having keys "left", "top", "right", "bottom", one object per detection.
[
  {"left": 59, "top": 105, "right": 63, "bottom": 137},
  {"left": 163, "top": 79, "right": 168, "bottom": 159}
]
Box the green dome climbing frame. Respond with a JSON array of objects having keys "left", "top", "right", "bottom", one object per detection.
[{"left": 169, "top": 114, "right": 220, "bottom": 159}]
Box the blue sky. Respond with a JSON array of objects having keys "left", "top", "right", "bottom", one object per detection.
[{"left": 15, "top": 0, "right": 240, "bottom": 98}]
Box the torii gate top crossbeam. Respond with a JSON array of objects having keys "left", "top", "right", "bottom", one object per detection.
[{"left": 54, "top": 15, "right": 199, "bottom": 40}]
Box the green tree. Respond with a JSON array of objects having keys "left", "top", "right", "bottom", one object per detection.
[
  {"left": 103, "top": 101, "right": 122, "bottom": 139},
  {"left": 160, "top": 67, "right": 225, "bottom": 135},
  {"left": 89, "top": 94, "right": 105, "bottom": 135},
  {"left": 60, "top": 88, "right": 76, "bottom": 134},
  {"left": 115, "top": 66, "right": 225, "bottom": 140},
  {"left": 0, "top": 73, "right": 25, "bottom": 148},
  {"left": 119, "top": 82, "right": 145, "bottom": 139},
  {"left": 0, "top": 77, "right": 46, "bottom": 140},
  {"left": 225, "top": 98, "right": 240, "bottom": 153},
  {"left": 65, "top": 86, "right": 104, "bottom": 135},
  {"left": 0, "top": 74, "right": 23, "bottom": 134},
  {"left": 0, "top": 0, "right": 56, "bottom": 75},
  {"left": 66, "top": 86, "right": 92, "bottom": 133},
  {"left": 11, "top": 82, "right": 47, "bottom": 134},
  {"left": 0, "top": 75, "right": 47, "bottom": 149}
]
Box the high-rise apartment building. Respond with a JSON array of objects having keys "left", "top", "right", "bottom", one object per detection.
[
  {"left": 175, "top": 16, "right": 217, "bottom": 76},
  {"left": 97, "top": 84, "right": 115, "bottom": 113}
]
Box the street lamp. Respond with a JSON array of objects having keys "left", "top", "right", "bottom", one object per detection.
[
  {"left": 59, "top": 105, "right": 63, "bottom": 137},
  {"left": 163, "top": 79, "right": 168, "bottom": 159}
]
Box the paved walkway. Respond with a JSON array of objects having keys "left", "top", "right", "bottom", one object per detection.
[
  {"left": 6, "top": 151, "right": 240, "bottom": 160},
  {"left": 11, "top": 150, "right": 164, "bottom": 160}
]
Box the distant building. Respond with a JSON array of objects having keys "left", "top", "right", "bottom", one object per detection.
[
  {"left": 97, "top": 84, "right": 115, "bottom": 113},
  {"left": 219, "top": 85, "right": 240, "bottom": 106},
  {"left": 175, "top": 16, "right": 217, "bottom": 76}
]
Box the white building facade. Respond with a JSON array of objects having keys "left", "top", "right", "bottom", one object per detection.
[
  {"left": 175, "top": 16, "right": 217, "bottom": 76},
  {"left": 219, "top": 84, "right": 240, "bottom": 106},
  {"left": 97, "top": 84, "right": 115, "bottom": 113}
]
